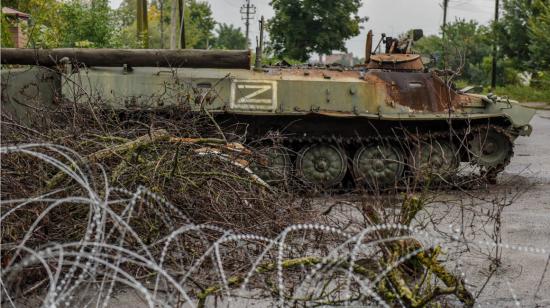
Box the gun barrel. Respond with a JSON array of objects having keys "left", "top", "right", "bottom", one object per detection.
[{"left": 1, "top": 48, "right": 252, "bottom": 69}]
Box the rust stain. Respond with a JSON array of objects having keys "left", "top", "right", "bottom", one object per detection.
[
  {"left": 367, "top": 54, "right": 425, "bottom": 71},
  {"left": 366, "top": 70, "right": 466, "bottom": 113},
  {"left": 268, "top": 68, "right": 362, "bottom": 80},
  {"left": 263, "top": 65, "right": 474, "bottom": 114}
]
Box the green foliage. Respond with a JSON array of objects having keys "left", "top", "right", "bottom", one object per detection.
[
  {"left": 268, "top": 0, "right": 366, "bottom": 62},
  {"left": 1, "top": 13, "right": 14, "bottom": 47},
  {"left": 18, "top": 0, "right": 65, "bottom": 47},
  {"left": 117, "top": 0, "right": 137, "bottom": 27},
  {"left": 497, "top": 0, "right": 550, "bottom": 71},
  {"left": 481, "top": 56, "right": 520, "bottom": 85},
  {"left": 186, "top": 0, "right": 215, "bottom": 49},
  {"left": 497, "top": 0, "right": 534, "bottom": 70},
  {"left": 59, "top": 0, "right": 117, "bottom": 48},
  {"left": 212, "top": 23, "right": 247, "bottom": 50},
  {"left": 414, "top": 20, "right": 492, "bottom": 85},
  {"left": 528, "top": 0, "right": 550, "bottom": 70},
  {"left": 114, "top": 0, "right": 215, "bottom": 49},
  {"left": 493, "top": 83, "right": 550, "bottom": 103},
  {"left": 3, "top": 0, "right": 117, "bottom": 47},
  {"left": 414, "top": 1, "right": 549, "bottom": 88}
]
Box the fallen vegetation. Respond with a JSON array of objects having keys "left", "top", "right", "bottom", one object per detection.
[{"left": 1, "top": 85, "right": 547, "bottom": 307}]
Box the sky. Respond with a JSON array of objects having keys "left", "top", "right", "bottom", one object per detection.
[{"left": 109, "top": 0, "right": 498, "bottom": 56}]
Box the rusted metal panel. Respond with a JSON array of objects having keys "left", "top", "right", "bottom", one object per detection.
[
  {"left": 366, "top": 54, "right": 425, "bottom": 71},
  {"left": 365, "top": 70, "right": 474, "bottom": 113}
]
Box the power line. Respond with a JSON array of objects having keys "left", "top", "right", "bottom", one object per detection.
[
  {"left": 240, "top": 0, "right": 257, "bottom": 48},
  {"left": 442, "top": 0, "right": 449, "bottom": 69}
]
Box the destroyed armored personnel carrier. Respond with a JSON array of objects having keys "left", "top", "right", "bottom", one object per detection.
[{"left": 1, "top": 30, "right": 536, "bottom": 188}]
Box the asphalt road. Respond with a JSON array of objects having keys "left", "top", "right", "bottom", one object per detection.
[
  {"left": 460, "top": 110, "right": 550, "bottom": 307},
  {"left": 506, "top": 109, "right": 550, "bottom": 183}
]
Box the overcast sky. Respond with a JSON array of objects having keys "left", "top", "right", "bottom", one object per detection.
[{"left": 109, "top": 0, "right": 498, "bottom": 56}]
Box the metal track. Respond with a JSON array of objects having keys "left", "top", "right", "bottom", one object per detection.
[{"left": 277, "top": 123, "right": 516, "bottom": 187}]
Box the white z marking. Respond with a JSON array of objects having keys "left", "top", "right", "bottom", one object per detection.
[
  {"left": 230, "top": 80, "right": 277, "bottom": 111},
  {"left": 237, "top": 84, "right": 272, "bottom": 104}
]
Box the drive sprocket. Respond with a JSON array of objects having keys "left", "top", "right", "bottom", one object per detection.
[{"left": 468, "top": 127, "right": 514, "bottom": 175}]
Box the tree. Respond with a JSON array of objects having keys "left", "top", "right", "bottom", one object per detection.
[
  {"left": 2, "top": 0, "right": 117, "bottom": 48},
  {"left": 115, "top": 0, "right": 214, "bottom": 49},
  {"left": 528, "top": 0, "right": 550, "bottom": 70},
  {"left": 6, "top": 0, "right": 66, "bottom": 47},
  {"left": 1, "top": 12, "right": 14, "bottom": 47},
  {"left": 212, "top": 23, "right": 247, "bottom": 50},
  {"left": 59, "top": 0, "right": 116, "bottom": 48},
  {"left": 117, "top": 0, "right": 137, "bottom": 28},
  {"left": 414, "top": 20, "right": 492, "bottom": 85},
  {"left": 186, "top": 0, "right": 215, "bottom": 49},
  {"left": 268, "top": 0, "right": 365, "bottom": 62},
  {"left": 497, "top": 0, "right": 549, "bottom": 71}
]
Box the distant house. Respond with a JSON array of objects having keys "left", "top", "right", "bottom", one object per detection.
[
  {"left": 2, "top": 7, "right": 30, "bottom": 47},
  {"left": 323, "top": 53, "right": 355, "bottom": 67}
]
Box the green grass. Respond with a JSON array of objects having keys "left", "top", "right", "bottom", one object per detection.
[
  {"left": 493, "top": 85, "right": 550, "bottom": 103},
  {"left": 455, "top": 80, "right": 550, "bottom": 103}
]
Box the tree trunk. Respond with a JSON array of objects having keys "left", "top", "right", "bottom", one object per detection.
[
  {"left": 160, "top": 0, "right": 164, "bottom": 48},
  {"left": 170, "top": 0, "right": 178, "bottom": 49}
]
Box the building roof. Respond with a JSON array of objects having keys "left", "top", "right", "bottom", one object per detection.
[{"left": 2, "top": 7, "right": 30, "bottom": 19}]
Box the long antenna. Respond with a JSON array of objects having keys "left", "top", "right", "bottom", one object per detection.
[{"left": 240, "top": 0, "right": 257, "bottom": 48}]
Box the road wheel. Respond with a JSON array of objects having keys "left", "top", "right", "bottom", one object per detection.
[
  {"left": 410, "top": 139, "right": 459, "bottom": 182},
  {"left": 250, "top": 147, "right": 291, "bottom": 185},
  {"left": 352, "top": 144, "right": 405, "bottom": 189},
  {"left": 296, "top": 144, "right": 347, "bottom": 187},
  {"left": 468, "top": 128, "right": 513, "bottom": 181},
  {"left": 469, "top": 128, "right": 513, "bottom": 170}
]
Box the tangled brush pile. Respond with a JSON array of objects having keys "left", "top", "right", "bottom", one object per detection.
[{"left": 1, "top": 100, "right": 548, "bottom": 307}]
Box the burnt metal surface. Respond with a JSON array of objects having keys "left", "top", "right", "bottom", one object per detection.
[
  {"left": 367, "top": 54, "right": 424, "bottom": 71},
  {"left": 365, "top": 70, "right": 474, "bottom": 113}
]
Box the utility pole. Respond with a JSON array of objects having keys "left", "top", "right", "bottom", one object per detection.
[
  {"left": 442, "top": 0, "right": 449, "bottom": 39},
  {"left": 240, "top": 0, "right": 256, "bottom": 47},
  {"left": 254, "top": 16, "right": 265, "bottom": 70},
  {"left": 491, "top": 0, "right": 500, "bottom": 90},
  {"left": 136, "top": 0, "right": 149, "bottom": 48},
  {"left": 442, "top": 0, "right": 449, "bottom": 69}
]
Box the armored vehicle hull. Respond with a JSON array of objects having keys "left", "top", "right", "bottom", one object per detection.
[{"left": 1, "top": 48, "right": 536, "bottom": 188}]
